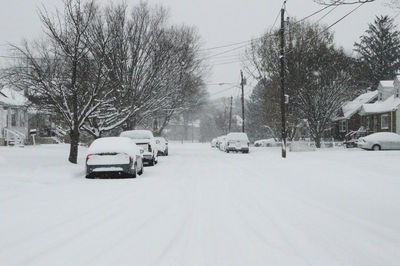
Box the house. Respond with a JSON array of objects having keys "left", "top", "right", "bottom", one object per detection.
[
  {"left": 0, "top": 85, "right": 59, "bottom": 146},
  {"left": 358, "top": 77, "right": 400, "bottom": 134},
  {"left": 0, "top": 86, "right": 29, "bottom": 146},
  {"left": 333, "top": 89, "right": 378, "bottom": 140}
]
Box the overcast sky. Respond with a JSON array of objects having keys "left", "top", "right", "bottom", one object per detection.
[{"left": 0, "top": 0, "right": 397, "bottom": 98}]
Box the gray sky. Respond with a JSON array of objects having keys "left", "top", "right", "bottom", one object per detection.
[{"left": 0, "top": 0, "right": 397, "bottom": 98}]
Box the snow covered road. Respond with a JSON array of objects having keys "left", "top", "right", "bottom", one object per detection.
[{"left": 1, "top": 143, "right": 400, "bottom": 266}]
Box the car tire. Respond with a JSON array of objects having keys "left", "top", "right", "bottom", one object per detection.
[
  {"left": 372, "top": 144, "right": 381, "bottom": 151},
  {"left": 131, "top": 164, "right": 137, "bottom": 178},
  {"left": 138, "top": 165, "right": 143, "bottom": 175},
  {"left": 148, "top": 159, "right": 155, "bottom": 166}
]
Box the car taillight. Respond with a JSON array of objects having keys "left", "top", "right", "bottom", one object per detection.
[
  {"left": 123, "top": 153, "right": 132, "bottom": 163},
  {"left": 86, "top": 155, "right": 91, "bottom": 163},
  {"left": 148, "top": 144, "right": 152, "bottom": 152}
]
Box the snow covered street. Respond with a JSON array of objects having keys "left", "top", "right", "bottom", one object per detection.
[{"left": 1, "top": 143, "right": 400, "bottom": 266}]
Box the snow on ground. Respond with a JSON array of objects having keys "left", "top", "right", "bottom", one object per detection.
[{"left": 0, "top": 143, "right": 400, "bottom": 266}]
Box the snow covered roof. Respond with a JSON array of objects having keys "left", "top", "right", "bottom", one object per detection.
[
  {"left": 336, "top": 90, "right": 378, "bottom": 120},
  {"left": 0, "top": 86, "right": 28, "bottom": 107},
  {"left": 359, "top": 95, "right": 400, "bottom": 115},
  {"left": 379, "top": 80, "right": 394, "bottom": 88}
]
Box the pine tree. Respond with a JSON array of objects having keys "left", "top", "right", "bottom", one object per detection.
[{"left": 354, "top": 15, "right": 400, "bottom": 88}]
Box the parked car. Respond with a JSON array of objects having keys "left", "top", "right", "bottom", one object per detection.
[
  {"left": 211, "top": 138, "right": 218, "bottom": 148},
  {"left": 254, "top": 138, "right": 277, "bottom": 147},
  {"left": 155, "top": 137, "right": 168, "bottom": 156},
  {"left": 218, "top": 135, "right": 227, "bottom": 151},
  {"left": 344, "top": 130, "right": 370, "bottom": 148},
  {"left": 120, "top": 130, "right": 158, "bottom": 166},
  {"left": 86, "top": 137, "right": 144, "bottom": 178},
  {"left": 225, "top": 132, "right": 250, "bottom": 153},
  {"left": 358, "top": 132, "right": 400, "bottom": 150}
]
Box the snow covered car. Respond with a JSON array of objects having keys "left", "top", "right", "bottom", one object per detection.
[
  {"left": 254, "top": 138, "right": 277, "bottom": 147},
  {"left": 211, "top": 138, "right": 217, "bottom": 148},
  {"left": 155, "top": 137, "right": 168, "bottom": 156},
  {"left": 86, "top": 137, "right": 144, "bottom": 178},
  {"left": 218, "top": 135, "right": 227, "bottom": 151},
  {"left": 225, "top": 132, "right": 250, "bottom": 153},
  {"left": 120, "top": 130, "right": 158, "bottom": 166},
  {"left": 358, "top": 132, "right": 400, "bottom": 151}
]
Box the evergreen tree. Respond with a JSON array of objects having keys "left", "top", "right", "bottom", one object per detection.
[{"left": 354, "top": 15, "right": 400, "bottom": 88}]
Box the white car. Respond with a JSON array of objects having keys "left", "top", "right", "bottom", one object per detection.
[
  {"left": 218, "top": 135, "right": 227, "bottom": 151},
  {"left": 358, "top": 132, "right": 400, "bottom": 150},
  {"left": 86, "top": 137, "right": 144, "bottom": 178},
  {"left": 120, "top": 130, "right": 158, "bottom": 165},
  {"left": 211, "top": 138, "right": 218, "bottom": 148},
  {"left": 155, "top": 137, "right": 168, "bottom": 156},
  {"left": 254, "top": 138, "right": 277, "bottom": 147},
  {"left": 225, "top": 132, "right": 250, "bottom": 153}
]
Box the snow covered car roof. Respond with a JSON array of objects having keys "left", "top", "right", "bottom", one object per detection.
[
  {"left": 363, "top": 132, "right": 400, "bottom": 142},
  {"left": 120, "top": 130, "right": 154, "bottom": 139},
  {"left": 226, "top": 132, "right": 249, "bottom": 141},
  {"left": 87, "top": 137, "right": 140, "bottom": 156}
]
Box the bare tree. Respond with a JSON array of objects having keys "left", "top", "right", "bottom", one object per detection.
[
  {"left": 4, "top": 0, "right": 112, "bottom": 163},
  {"left": 245, "top": 21, "right": 356, "bottom": 147}
]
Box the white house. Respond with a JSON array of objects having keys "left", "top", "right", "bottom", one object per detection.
[{"left": 0, "top": 86, "right": 29, "bottom": 146}]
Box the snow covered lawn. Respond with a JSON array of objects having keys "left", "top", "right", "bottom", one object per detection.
[{"left": 0, "top": 143, "right": 400, "bottom": 265}]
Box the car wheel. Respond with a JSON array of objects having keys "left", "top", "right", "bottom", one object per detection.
[
  {"left": 372, "top": 144, "right": 381, "bottom": 151},
  {"left": 148, "top": 159, "right": 155, "bottom": 166},
  {"left": 131, "top": 164, "right": 137, "bottom": 178},
  {"left": 138, "top": 164, "right": 144, "bottom": 175}
]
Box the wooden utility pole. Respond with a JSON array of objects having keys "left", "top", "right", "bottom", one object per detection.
[
  {"left": 228, "top": 96, "right": 233, "bottom": 132},
  {"left": 280, "top": 7, "right": 287, "bottom": 158},
  {"left": 240, "top": 70, "right": 245, "bottom": 133}
]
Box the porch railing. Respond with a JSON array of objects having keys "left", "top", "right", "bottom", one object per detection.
[{"left": 3, "top": 128, "right": 26, "bottom": 146}]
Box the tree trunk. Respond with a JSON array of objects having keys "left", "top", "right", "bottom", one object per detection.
[
  {"left": 183, "top": 113, "right": 189, "bottom": 141},
  {"left": 68, "top": 128, "right": 80, "bottom": 164},
  {"left": 314, "top": 135, "right": 321, "bottom": 148}
]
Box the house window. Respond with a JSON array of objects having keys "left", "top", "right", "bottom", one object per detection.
[
  {"left": 339, "top": 120, "right": 347, "bottom": 132},
  {"left": 381, "top": 114, "right": 389, "bottom": 130},
  {"left": 11, "top": 110, "right": 17, "bottom": 127}
]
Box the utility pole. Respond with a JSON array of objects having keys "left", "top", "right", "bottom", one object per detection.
[
  {"left": 228, "top": 96, "right": 233, "bottom": 132},
  {"left": 280, "top": 6, "right": 287, "bottom": 158},
  {"left": 240, "top": 70, "right": 246, "bottom": 133}
]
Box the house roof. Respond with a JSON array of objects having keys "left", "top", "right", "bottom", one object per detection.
[
  {"left": 359, "top": 95, "right": 400, "bottom": 115},
  {"left": 379, "top": 80, "right": 394, "bottom": 88},
  {"left": 335, "top": 90, "right": 378, "bottom": 120},
  {"left": 0, "top": 87, "right": 27, "bottom": 107}
]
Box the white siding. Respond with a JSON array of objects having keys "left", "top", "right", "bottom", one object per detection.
[{"left": 397, "top": 108, "right": 400, "bottom": 134}]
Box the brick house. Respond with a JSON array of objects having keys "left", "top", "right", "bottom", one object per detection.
[
  {"left": 333, "top": 90, "right": 378, "bottom": 140},
  {"left": 358, "top": 78, "right": 400, "bottom": 134}
]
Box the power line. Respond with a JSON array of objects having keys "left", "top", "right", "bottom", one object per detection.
[{"left": 286, "top": 2, "right": 366, "bottom": 56}]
